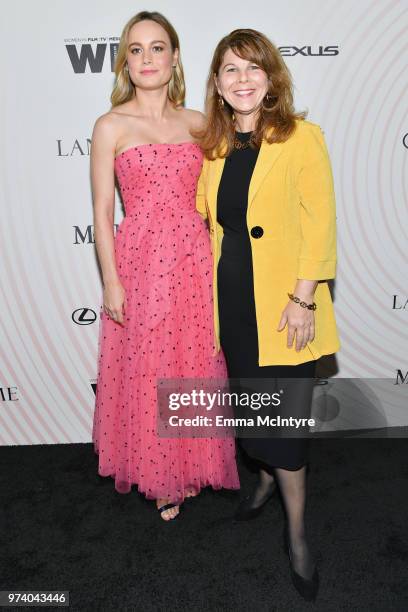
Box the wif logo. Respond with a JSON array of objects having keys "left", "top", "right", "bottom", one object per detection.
[{"left": 65, "top": 36, "right": 119, "bottom": 73}]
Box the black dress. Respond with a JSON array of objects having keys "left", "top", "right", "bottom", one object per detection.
[{"left": 217, "top": 130, "right": 316, "bottom": 471}]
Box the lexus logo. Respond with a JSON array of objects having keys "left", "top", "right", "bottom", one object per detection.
[
  {"left": 72, "top": 308, "right": 97, "bottom": 325},
  {"left": 279, "top": 45, "right": 339, "bottom": 56}
]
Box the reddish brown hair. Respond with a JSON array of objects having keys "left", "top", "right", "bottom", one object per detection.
[{"left": 196, "top": 29, "right": 306, "bottom": 159}]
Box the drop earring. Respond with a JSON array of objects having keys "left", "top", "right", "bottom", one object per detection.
[{"left": 262, "top": 92, "right": 275, "bottom": 111}]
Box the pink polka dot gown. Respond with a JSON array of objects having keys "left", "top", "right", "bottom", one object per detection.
[{"left": 92, "top": 143, "right": 240, "bottom": 503}]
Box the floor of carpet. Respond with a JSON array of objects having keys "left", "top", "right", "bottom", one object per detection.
[{"left": 1, "top": 439, "right": 407, "bottom": 611}]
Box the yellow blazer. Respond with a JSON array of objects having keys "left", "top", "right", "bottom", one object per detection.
[{"left": 196, "top": 119, "right": 340, "bottom": 366}]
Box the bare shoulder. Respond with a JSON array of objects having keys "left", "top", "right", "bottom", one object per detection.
[
  {"left": 177, "top": 107, "right": 206, "bottom": 131},
  {"left": 92, "top": 111, "right": 122, "bottom": 138},
  {"left": 93, "top": 103, "right": 143, "bottom": 148},
  {"left": 95, "top": 101, "right": 143, "bottom": 129},
  {"left": 107, "top": 99, "right": 141, "bottom": 118}
]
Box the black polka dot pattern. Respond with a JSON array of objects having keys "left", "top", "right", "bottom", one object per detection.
[{"left": 92, "top": 143, "right": 240, "bottom": 503}]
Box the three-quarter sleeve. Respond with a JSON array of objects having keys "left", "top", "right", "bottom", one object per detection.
[{"left": 296, "top": 124, "right": 337, "bottom": 280}]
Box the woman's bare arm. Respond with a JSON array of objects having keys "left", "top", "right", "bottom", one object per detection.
[{"left": 91, "top": 114, "right": 125, "bottom": 325}]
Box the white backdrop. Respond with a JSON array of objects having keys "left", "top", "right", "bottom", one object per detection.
[{"left": 1, "top": 0, "right": 407, "bottom": 444}]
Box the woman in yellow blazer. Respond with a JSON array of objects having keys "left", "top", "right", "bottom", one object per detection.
[{"left": 195, "top": 29, "right": 339, "bottom": 601}]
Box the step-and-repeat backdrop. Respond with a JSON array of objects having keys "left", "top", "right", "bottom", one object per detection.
[{"left": 1, "top": 0, "right": 407, "bottom": 444}]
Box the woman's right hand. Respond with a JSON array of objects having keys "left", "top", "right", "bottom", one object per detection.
[{"left": 103, "top": 280, "right": 126, "bottom": 325}]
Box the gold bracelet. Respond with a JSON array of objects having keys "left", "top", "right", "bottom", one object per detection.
[{"left": 287, "top": 293, "right": 316, "bottom": 310}]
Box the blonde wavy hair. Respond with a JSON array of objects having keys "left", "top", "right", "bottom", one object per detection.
[
  {"left": 196, "top": 29, "right": 307, "bottom": 159},
  {"left": 111, "top": 11, "right": 185, "bottom": 108}
]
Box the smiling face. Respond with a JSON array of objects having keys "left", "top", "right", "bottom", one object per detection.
[
  {"left": 126, "top": 19, "right": 178, "bottom": 91},
  {"left": 215, "top": 48, "right": 269, "bottom": 122}
]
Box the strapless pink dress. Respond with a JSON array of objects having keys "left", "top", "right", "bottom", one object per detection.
[{"left": 92, "top": 142, "right": 239, "bottom": 503}]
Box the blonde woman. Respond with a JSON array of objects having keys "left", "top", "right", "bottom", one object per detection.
[
  {"left": 196, "top": 29, "right": 339, "bottom": 600},
  {"left": 91, "top": 11, "right": 239, "bottom": 521}
]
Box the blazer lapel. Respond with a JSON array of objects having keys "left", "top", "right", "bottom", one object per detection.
[
  {"left": 207, "top": 156, "right": 225, "bottom": 226},
  {"left": 207, "top": 139, "right": 285, "bottom": 222},
  {"left": 248, "top": 140, "right": 284, "bottom": 209}
]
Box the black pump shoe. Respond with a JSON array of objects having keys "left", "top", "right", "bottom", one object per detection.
[
  {"left": 234, "top": 480, "right": 277, "bottom": 521},
  {"left": 283, "top": 526, "right": 319, "bottom": 601}
]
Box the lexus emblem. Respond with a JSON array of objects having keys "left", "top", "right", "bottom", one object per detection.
[{"left": 72, "top": 308, "right": 97, "bottom": 325}]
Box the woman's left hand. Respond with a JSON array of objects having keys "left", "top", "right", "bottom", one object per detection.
[{"left": 277, "top": 299, "right": 315, "bottom": 351}]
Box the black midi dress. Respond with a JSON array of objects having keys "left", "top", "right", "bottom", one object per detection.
[{"left": 217, "top": 130, "right": 316, "bottom": 471}]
